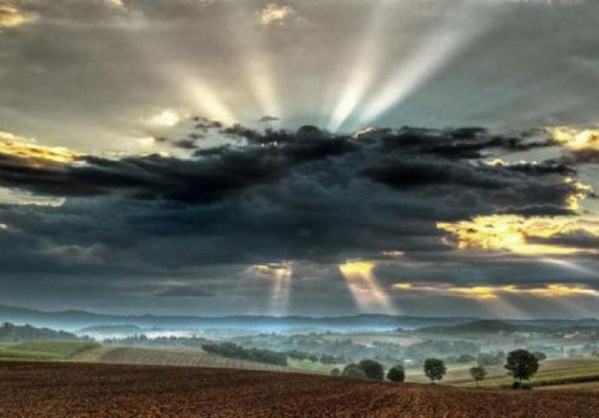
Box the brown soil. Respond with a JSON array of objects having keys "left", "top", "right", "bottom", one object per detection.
[{"left": 1, "top": 361, "right": 598, "bottom": 418}]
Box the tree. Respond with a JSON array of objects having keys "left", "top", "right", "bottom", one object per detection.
[
  {"left": 330, "top": 368, "right": 340, "bottom": 377},
  {"left": 423, "top": 358, "right": 446, "bottom": 383},
  {"left": 505, "top": 349, "right": 539, "bottom": 384},
  {"left": 342, "top": 364, "right": 367, "bottom": 379},
  {"left": 386, "top": 365, "right": 405, "bottom": 383},
  {"left": 469, "top": 366, "right": 487, "bottom": 387},
  {"left": 358, "top": 359, "right": 384, "bottom": 381}
]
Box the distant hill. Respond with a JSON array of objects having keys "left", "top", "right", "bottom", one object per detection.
[
  {"left": 418, "top": 320, "right": 545, "bottom": 334},
  {"left": 0, "top": 305, "right": 476, "bottom": 331},
  {"left": 0, "top": 322, "right": 79, "bottom": 342},
  {"left": 0, "top": 304, "right": 598, "bottom": 333}
]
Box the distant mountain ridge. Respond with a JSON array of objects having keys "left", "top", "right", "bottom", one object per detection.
[
  {"left": 0, "top": 305, "right": 598, "bottom": 332},
  {"left": 418, "top": 319, "right": 546, "bottom": 334}
]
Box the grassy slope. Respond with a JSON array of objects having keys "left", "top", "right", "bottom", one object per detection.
[
  {"left": 5, "top": 341, "right": 599, "bottom": 391},
  {"left": 454, "top": 357, "right": 599, "bottom": 388},
  {"left": 402, "top": 357, "right": 599, "bottom": 389},
  {"left": 0, "top": 341, "right": 100, "bottom": 361},
  {"left": 88, "top": 345, "right": 297, "bottom": 373}
]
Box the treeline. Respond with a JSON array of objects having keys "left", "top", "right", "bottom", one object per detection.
[
  {"left": 202, "top": 342, "right": 288, "bottom": 366},
  {"left": 0, "top": 322, "right": 81, "bottom": 342},
  {"left": 103, "top": 334, "right": 210, "bottom": 348}
]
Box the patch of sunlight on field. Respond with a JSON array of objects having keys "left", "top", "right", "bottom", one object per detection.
[
  {"left": 0, "top": 341, "right": 100, "bottom": 361},
  {"left": 539, "top": 381, "right": 599, "bottom": 392},
  {"left": 287, "top": 358, "right": 335, "bottom": 374}
]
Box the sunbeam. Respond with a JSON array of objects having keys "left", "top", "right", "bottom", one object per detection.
[
  {"left": 178, "top": 74, "right": 238, "bottom": 125},
  {"left": 540, "top": 257, "right": 599, "bottom": 278},
  {"left": 227, "top": 3, "right": 282, "bottom": 121},
  {"left": 327, "top": 4, "right": 389, "bottom": 132},
  {"left": 121, "top": 13, "right": 239, "bottom": 126},
  {"left": 251, "top": 263, "right": 293, "bottom": 316},
  {"left": 353, "top": 1, "right": 498, "bottom": 129},
  {"left": 339, "top": 260, "right": 396, "bottom": 315}
]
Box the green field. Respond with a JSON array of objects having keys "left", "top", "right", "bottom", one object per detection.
[
  {"left": 455, "top": 357, "right": 599, "bottom": 389},
  {"left": 4, "top": 341, "right": 599, "bottom": 392},
  {"left": 287, "top": 358, "right": 338, "bottom": 374},
  {"left": 0, "top": 341, "right": 100, "bottom": 361}
]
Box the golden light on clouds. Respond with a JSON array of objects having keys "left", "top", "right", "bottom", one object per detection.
[
  {"left": 437, "top": 214, "right": 599, "bottom": 256},
  {"left": 339, "top": 260, "right": 396, "bottom": 314},
  {"left": 0, "top": 132, "right": 82, "bottom": 165},
  {"left": 147, "top": 110, "right": 182, "bottom": 127},
  {"left": 259, "top": 4, "right": 296, "bottom": 26},
  {"left": 564, "top": 177, "right": 592, "bottom": 211},
  {"left": 548, "top": 127, "right": 599, "bottom": 151},
  {"left": 392, "top": 282, "right": 599, "bottom": 300},
  {"left": 105, "top": 0, "right": 126, "bottom": 9},
  {"left": 0, "top": 4, "right": 36, "bottom": 30}
]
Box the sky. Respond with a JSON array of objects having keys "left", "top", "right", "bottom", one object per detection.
[{"left": 1, "top": 0, "right": 599, "bottom": 318}]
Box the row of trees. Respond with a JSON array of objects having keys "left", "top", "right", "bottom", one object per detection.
[
  {"left": 332, "top": 349, "right": 541, "bottom": 389},
  {"left": 200, "top": 342, "right": 341, "bottom": 366},
  {"left": 330, "top": 358, "right": 446, "bottom": 383},
  {"left": 202, "top": 342, "right": 288, "bottom": 366}
]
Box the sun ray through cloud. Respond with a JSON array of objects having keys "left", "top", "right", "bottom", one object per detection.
[
  {"left": 250, "top": 263, "right": 293, "bottom": 316},
  {"left": 352, "top": 1, "right": 500, "bottom": 130},
  {"left": 326, "top": 3, "right": 389, "bottom": 132},
  {"left": 339, "top": 260, "right": 396, "bottom": 315}
]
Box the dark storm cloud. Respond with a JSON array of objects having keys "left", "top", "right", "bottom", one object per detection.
[{"left": 0, "top": 125, "right": 588, "bottom": 276}]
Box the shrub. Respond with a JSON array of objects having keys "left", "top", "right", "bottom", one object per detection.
[
  {"left": 342, "top": 364, "right": 367, "bottom": 379},
  {"left": 386, "top": 365, "right": 405, "bottom": 383},
  {"left": 358, "top": 359, "right": 385, "bottom": 381}
]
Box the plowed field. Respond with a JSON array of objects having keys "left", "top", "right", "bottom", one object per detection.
[{"left": 1, "top": 361, "right": 598, "bottom": 418}]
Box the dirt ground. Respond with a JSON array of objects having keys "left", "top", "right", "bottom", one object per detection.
[{"left": 1, "top": 361, "right": 598, "bottom": 418}]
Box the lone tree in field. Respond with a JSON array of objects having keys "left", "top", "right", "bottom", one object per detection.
[
  {"left": 505, "top": 349, "right": 539, "bottom": 385},
  {"left": 469, "top": 366, "right": 487, "bottom": 387},
  {"left": 386, "top": 365, "right": 405, "bottom": 383},
  {"left": 358, "top": 359, "right": 385, "bottom": 381},
  {"left": 342, "top": 364, "right": 367, "bottom": 379},
  {"left": 423, "top": 358, "right": 446, "bottom": 383}
]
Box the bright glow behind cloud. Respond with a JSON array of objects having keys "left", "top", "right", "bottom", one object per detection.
[
  {"left": 437, "top": 214, "right": 599, "bottom": 256},
  {"left": 0, "top": 4, "right": 37, "bottom": 30},
  {"left": 392, "top": 282, "right": 599, "bottom": 300}
]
